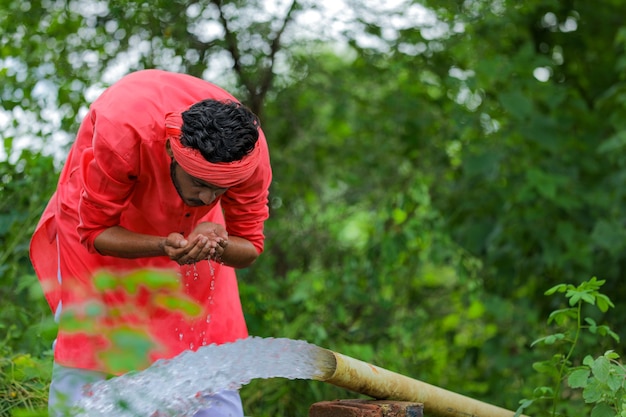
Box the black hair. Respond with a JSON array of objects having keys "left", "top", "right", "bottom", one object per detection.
[{"left": 180, "top": 99, "right": 260, "bottom": 163}]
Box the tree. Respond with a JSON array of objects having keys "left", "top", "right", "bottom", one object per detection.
[
  {"left": 3, "top": 0, "right": 626, "bottom": 415},
  {"left": 418, "top": 0, "right": 626, "bottom": 317}
]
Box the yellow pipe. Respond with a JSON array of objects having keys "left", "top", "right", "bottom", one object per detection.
[{"left": 313, "top": 348, "right": 527, "bottom": 417}]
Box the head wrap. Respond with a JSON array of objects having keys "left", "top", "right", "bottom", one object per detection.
[{"left": 165, "top": 111, "right": 261, "bottom": 188}]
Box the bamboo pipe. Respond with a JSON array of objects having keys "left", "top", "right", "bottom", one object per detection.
[{"left": 312, "top": 348, "right": 527, "bottom": 417}]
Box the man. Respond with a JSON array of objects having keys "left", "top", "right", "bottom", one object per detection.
[{"left": 29, "top": 69, "right": 272, "bottom": 416}]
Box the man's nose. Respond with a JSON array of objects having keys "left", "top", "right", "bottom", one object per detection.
[{"left": 198, "top": 190, "right": 216, "bottom": 205}]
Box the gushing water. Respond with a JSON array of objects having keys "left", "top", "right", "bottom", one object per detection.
[{"left": 74, "top": 337, "right": 331, "bottom": 417}]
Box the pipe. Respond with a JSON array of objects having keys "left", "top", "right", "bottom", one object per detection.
[{"left": 312, "top": 348, "right": 526, "bottom": 417}]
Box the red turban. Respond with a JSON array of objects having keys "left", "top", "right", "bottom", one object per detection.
[{"left": 165, "top": 111, "right": 261, "bottom": 188}]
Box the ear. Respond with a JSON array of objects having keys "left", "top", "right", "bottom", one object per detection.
[{"left": 165, "top": 139, "right": 174, "bottom": 158}]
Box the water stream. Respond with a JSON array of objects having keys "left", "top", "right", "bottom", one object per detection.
[{"left": 74, "top": 337, "right": 329, "bottom": 417}]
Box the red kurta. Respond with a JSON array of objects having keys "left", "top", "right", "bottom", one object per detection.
[{"left": 29, "top": 70, "right": 272, "bottom": 374}]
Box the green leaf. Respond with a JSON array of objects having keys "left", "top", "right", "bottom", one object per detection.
[
  {"left": 93, "top": 272, "right": 118, "bottom": 291},
  {"left": 607, "top": 329, "right": 621, "bottom": 343},
  {"left": 545, "top": 283, "right": 568, "bottom": 295},
  {"left": 591, "top": 402, "right": 616, "bottom": 417},
  {"left": 544, "top": 333, "right": 566, "bottom": 345},
  {"left": 568, "top": 368, "right": 591, "bottom": 388},
  {"left": 58, "top": 309, "right": 96, "bottom": 334},
  {"left": 583, "top": 378, "right": 605, "bottom": 403},
  {"left": 581, "top": 293, "right": 597, "bottom": 305},
  {"left": 153, "top": 294, "right": 203, "bottom": 317},
  {"left": 586, "top": 277, "right": 605, "bottom": 288},
  {"left": 109, "top": 327, "right": 155, "bottom": 351},
  {"left": 596, "top": 294, "right": 615, "bottom": 312},
  {"left": 567, "top": 290, "right": 583, "bottom": 306},
  {"left": 547, "top": 307, "right": 577, "bottom": 325},
  {"left": 584, "top": 355, "right": 596, "bottom": 366},
  {"left": 122, "top": 269, "right": 180, "bottom": 294},
  {"left": 532, "top": 386, "right": 554, "bottom": 398},
  {"left": 587, "top": 317, "right": 599, "bottom": 333},
  {"left": 532, "top": 361, "right": 558, "bottom": 376},
  {"left": 566, "top": 288, "right": 600, "bottom": 307},
  {"left": 592, "top": 356, "right": 612, "bottom": 384},
  {"left": 607, "top": 372, "right": 623, "bottom": 393},
  {"left": 515, "top": 399, "right": 534, "bottom": 417},
  {"left": 594, "top": 325, "right": 616, "bottom": 338}
]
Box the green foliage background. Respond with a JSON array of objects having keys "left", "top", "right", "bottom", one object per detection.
[{"left": 1, "top": 0, "right": 626, "bottom": 416}]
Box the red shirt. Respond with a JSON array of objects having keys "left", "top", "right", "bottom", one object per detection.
[{"left": 29, "top": 70, "right": 272, "bottom": 373}]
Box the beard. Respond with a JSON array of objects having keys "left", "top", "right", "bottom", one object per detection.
[
  {"left": 170, "top": 160, "right": 203, "bottom": 207},
  {"left": 170, "top": 160, "right": 185, "bottom": 200}
]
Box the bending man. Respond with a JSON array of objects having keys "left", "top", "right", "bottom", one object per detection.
[{"left": 30, "top": 69, "right": 272, "bottom": 416}]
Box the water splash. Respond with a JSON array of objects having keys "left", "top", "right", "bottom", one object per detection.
[{"left": 74, "top": 337, "right": 330, "bottom": 417}]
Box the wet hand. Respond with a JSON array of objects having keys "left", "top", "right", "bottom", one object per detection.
[
  {"left": 188, "top": 222, "right": 229, "bottom": 262},
  {"left": 163, "top": 232, "right": 215, "bottom": 265}
]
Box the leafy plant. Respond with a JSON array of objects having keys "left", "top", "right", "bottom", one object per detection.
[
  {"left": 516, "top": 277, "right": 621, "bottom": 416},
  {"left": 0, "top": 145, "right": 57, "bottom": 417},
  {"left": 568, "top": 352, "right": 626, "bottom": 416},
  {"left": 0, "top": 349, "right": 51, "bottom": 417}
]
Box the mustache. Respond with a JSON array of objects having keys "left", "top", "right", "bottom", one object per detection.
[{"left": 186, "top": 199, "right": 205, "bottom": 206}]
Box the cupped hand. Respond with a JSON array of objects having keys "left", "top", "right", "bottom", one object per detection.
[
  {"left": 163, "top": 232, "right": 213, "bottom": 265},
  {"left": 163, "top": 223, "right": 229, "bottom": 265},
  {"left": 188, "top": 222, "right": 229, "bottom": 262}
]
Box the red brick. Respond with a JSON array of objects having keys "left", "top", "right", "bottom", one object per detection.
[
  {"left": 372, "top": 400, "right": 424, "bottom": 417},
  {"left": 309, "top": 400, "right": 383, "bottom": 417},
  {"left": 309, "top": 400, "right": 423, "bottom": 417}
]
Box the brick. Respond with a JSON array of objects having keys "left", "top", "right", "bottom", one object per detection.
[
  {"left": 373, "top": 400, "right": 424, "bottom": 417},
  {"left": 309, "top": 400, "right": 424, "bottom": 417},
  {"left": 309, "top": 400, "right": 383, "bottom": 417}
]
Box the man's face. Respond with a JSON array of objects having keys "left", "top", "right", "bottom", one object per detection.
[{"left": 169, "top": 161, "right": 228, "bottom": 207}]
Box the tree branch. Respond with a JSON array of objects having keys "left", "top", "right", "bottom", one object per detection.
[{"left": 211, "top": 0, "right": 300, "bottom": 115}]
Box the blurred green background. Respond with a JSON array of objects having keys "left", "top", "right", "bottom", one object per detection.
[{"left": 2, "top": 0, "right": 626, "bottom": 415}]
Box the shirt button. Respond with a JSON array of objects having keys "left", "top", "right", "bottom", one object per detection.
[{"left": 185, "top": 213, "right": 191, "bottom": 217}]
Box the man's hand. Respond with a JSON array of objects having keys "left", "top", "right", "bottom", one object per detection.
[
  {"left": 164, "top": 222, "right": 229, "bottom": 265},
  {"left": 189, "top": 222, "right": 229, "bottom": 262}
]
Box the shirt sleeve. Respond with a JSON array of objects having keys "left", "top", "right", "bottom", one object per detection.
[
  {"left": 220, "top": 131, "right": 272, "bottom": 254},
  {"left": 76, "top": 111, "right": 140, "bottom": 253}
]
